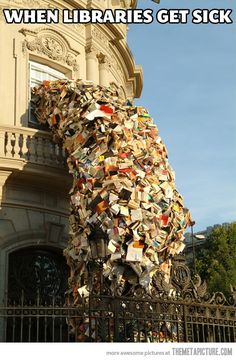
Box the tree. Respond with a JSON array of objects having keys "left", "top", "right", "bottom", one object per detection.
[{"left": 195, "top": 222, "right": 236, "bottom": 297}]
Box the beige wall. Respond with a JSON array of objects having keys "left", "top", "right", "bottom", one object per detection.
[
  {"left": 0, "top": 0, "right": 142, "bottom": 127},
  {"left": 0, "top": 0, "right": 142, "bottom": 304}
]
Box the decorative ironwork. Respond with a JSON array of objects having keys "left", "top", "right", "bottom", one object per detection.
[
  {"left": 8, "top": 248, "right": 68, "bottom": 304},
  {"left": 71, "top": 293, "right": 236, "bottom": 342},
  {"left": 2, "top": 248, "right": 235, "bottom": 342},
  {"left": 81, "top": 255, "right": 236, "bottom": 309},
  {"left": 63, "top": 254, "right": 236, "bottom": 342},
  {"left": 0, "top": 289, "right": 235, "bottom": 342}
]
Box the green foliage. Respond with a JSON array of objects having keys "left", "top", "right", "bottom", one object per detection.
[{"left": 195, "top": 222, "right": 236, "bottom": 297}]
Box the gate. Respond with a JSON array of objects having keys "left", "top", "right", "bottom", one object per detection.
[
  {"left": 0, "top": 293, "right": 235, "bottom": 342},
  {"left": 1, "top": 255, "right": 235, "bottom": 342}
]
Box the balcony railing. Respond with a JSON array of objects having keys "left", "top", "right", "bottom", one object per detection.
[{"left": 0, "top": 126, "right": 66, "bottom": 169}]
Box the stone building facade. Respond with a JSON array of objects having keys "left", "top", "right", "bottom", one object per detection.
[{"left": 0, "top": 0, "right": 142, "bottom": 312}]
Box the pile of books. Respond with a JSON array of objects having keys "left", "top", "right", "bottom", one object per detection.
[{"left": 33, "top": 79, "right": 192, "bottom": 302}]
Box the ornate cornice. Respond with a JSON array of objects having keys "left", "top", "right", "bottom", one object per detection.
[
  {"left": 91, "top": 27, "right": 109, "bottom": 49},
  {"left": 2, "top": 0, "right": 48, "bottom": 8},
  {"left": 122, "top": 0, "right": 137, "bottom": 8},
  {"left": 5, "top": 0, "right": 42, "bottom": 5},
  {"left": 20, "top": 28, "right": 80, "bottom": 71},
  {"left": 111, "top": 0, "right": 137, "bottom": 9}
]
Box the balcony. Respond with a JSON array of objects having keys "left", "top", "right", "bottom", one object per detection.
[{"left": 0, "top": 125, "right": 68, "bottom": 181}]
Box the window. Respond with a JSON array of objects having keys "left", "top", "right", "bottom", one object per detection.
[
  {"left": 6, "top": 247, "right": 69, "bottom": 342},
  {"left": 29, "top": 61, "right": 66, "bottom": 129},
  {"left": 8, "top": 247, "right": 68, "bottom": 303}
]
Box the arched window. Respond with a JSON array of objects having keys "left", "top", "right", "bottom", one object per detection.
[
  {"left": 5, "top": 247, "right": 70, "bottom": 342},
  {"left": 8, "top": 247, "right": 68, "bottom": 304}
]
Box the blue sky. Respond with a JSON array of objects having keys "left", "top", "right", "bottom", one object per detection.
[{"left": 128, "top": 0, "right": 236, "bottom": 231}]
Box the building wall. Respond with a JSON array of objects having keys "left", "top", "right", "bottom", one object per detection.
[{"left": 0, "top": 0, "right": 142, "bottom": 305}]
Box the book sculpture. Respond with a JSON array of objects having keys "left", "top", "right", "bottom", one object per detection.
[{"left": 33, "top": 80, "right": 192, "bottom": 304}]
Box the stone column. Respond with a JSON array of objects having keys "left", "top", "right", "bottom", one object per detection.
[
  {"left": 86, "top": 46, "right": 99, "bottom": 84},
  {"left": 97, "top": 53, "right": 109, "bottom": 87}
]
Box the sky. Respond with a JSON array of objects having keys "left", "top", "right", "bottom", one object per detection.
[{"left": 128, "top": 0, "right": 236, "bottom": 231}]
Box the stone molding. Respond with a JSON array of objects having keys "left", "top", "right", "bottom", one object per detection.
[
  {"left": 0, "top": 171, "right": 12, "bottom": 209},
  {"left": 0, "top": 0, "right": 50, "bottom": 21},
  {"left": 87, "top": 24, "right": 142, "bottom": 96},
  {"left": 1, "top": 0, "right": 42, "bottom": 7},
  {"left": 85, "top": 44, "right": 99, "bottom": 56},
  {"left": 96, "top": 52, "right": 106, "bottom": 64},
  {"left": 20, "top": 28, "right": 80, "bottom": 71},
  {"left": 91, "top": 27, "right": 110, "bottom": 50}
]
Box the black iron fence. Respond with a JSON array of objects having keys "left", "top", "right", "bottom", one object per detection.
[{"left": 0, "top": 293, "right": 235, "bottom": 342}]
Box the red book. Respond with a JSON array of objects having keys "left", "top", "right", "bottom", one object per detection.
[
  {"left": 118, "top": 152, "right": 130, "bottom": 159},
  {"left": 118, "top": 168, "right": 135, "bottom": 174},
  {"left": 99, "top": 105, "right": 113, "bottom": 114},
  {"left": 43, "top": 80, "right": 50, "bottom": 88},
  {"left": 160, "top": 215, "right": 169, "bottom": 226}
]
